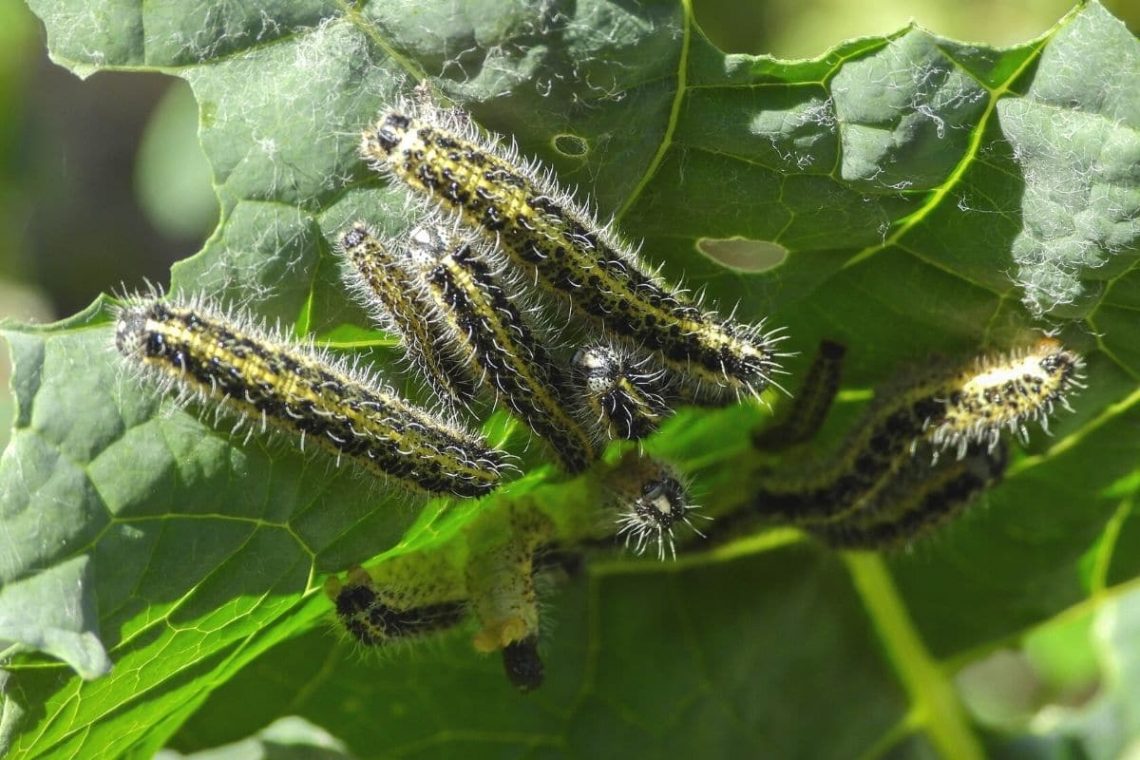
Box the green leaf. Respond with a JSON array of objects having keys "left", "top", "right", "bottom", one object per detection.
[
  {"left": 998, "top": 5, "right": 1140, "bottom": 317},
  {"left": 4, "top": 1, "right": 1139, "bottom": 758}
]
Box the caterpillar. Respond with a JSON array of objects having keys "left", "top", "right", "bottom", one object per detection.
[
  {"left": 572, "top": 343, "right": 671, "bottom": 441},
  {"left": 753, "top": 339, "right": 846, "bottom": 451},
  {"left": 337, "top": 222, "right": 477, "bottom": 410},
  {"left": 809, "top": 440, "right": 1010, "bottom": 550},
  {"left": 329, "top": 503, "right": 556, "bottom": 692},
  {"left": 605, "top": 452, "right": 704, "bottom": 560},
  {"left": 114, "top": 295, "right": 507, "bottom": 497},
  {"left": 360, "top": 101, "right": 787, "bottom": 402},
  {"left": 752, "top": 338, "right": 1084, "bottom": 525},
  {"left": 408, "top": 227, "right": 598, "bottom": 474},
  {"left": 327, "top": 450, "right": 704, "bottom": 689}
]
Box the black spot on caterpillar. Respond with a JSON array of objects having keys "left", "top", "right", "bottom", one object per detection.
[
  {"left": 114, "top": 294, "right": 507, "bottom": 497},
  {"left": 361, "top": 101, "right": 788, "bottom": 402}
]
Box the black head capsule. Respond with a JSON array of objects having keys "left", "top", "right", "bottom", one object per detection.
[
  {"left": 608, "top": 455, "right": 705, "bottom": 561},
  {"left": 373, "top": 112, "right": 412, "bottom": 154},
  {"left": 114, "top": 308, "right": 152, "bottom": 356},
  {"left": 634, "top": 476, "right": 689, "bottom": 530},
  {"left": 572, "top": 343, "right": 670, "bottom": 441},
  {"left": 339, "top": 224, "right": 368, "bottom": 250},
  {"left": 502, "top": 635, "right": 544, "bottom": 692}
]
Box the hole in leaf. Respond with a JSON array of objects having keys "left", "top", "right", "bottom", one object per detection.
[
  {"left": 696, "top": 237, "right": 788, "bottom": 273},
  {"left": 552, "top": 133, "right": 589, "bottom": 158}
]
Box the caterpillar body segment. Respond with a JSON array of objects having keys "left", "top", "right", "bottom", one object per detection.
[
  {"left": 810, "top": 440, "right": 1010, "bottom": 550},
  {"left": 328, "top": 562, "right": 468, "bottom": 646},
  {"left": 753, "top": 339, "right": 846, "bottom": 451}
]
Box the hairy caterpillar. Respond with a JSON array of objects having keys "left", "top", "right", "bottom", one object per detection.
[
  {"left": 408, "top": 227, "right": 598, "bottom": 473},
  {"left": 114, "top": 295, "right": 507, "bottom": 497},
  {"left": 328, "top": 504, "right": 556, "bottom": 692},
  {"left": 572, "top": 343, "right": 671, "bottom": 441},
  {"left": 360, "top": 102, "right": 787, "bottom": 401},
  {"left": 752, "top": 338, "right": 1084, "bottom": 525},
  {"left": 337, "top": 222, "right": 477, "bottom": 409},
  {"left": 605, "top": 452, "right": 704, "bottom": 560},
  {"left": 809, "top": 441, "right": 1010, "bottom": 550},
  {"left": 327, "top": 450, "right": 702, "bottom": 689}
]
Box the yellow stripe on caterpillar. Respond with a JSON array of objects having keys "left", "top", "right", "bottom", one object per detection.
[{"left": 114, "top": 294, "right": 507, "bottom": 497}]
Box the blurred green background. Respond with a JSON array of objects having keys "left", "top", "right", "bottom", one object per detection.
[{"left": 1, "top": 0, "right": 1137, "bottom": 756}]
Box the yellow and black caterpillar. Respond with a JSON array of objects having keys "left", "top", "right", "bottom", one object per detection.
[{"left": 114, "top": 294, "right": 508, "bottom": 498}]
